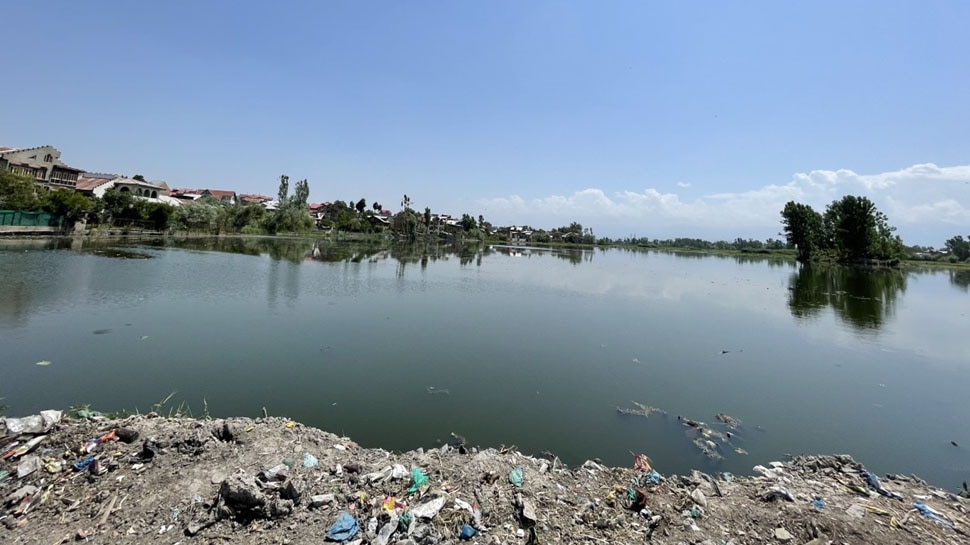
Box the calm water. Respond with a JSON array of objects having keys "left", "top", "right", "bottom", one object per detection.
[{"left": 2, "top": 237, "right": 969, "bottom": 489}]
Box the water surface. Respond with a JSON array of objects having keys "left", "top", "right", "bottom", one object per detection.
[{"left": 2, "top": 237, "right": 968, "bottom": 489}]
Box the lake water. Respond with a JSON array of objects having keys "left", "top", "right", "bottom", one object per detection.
[{"left": 2, "top": 237, "right": 969, "bottom": 489}]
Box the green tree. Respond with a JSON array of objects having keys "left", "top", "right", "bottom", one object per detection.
[
  {"left": 945, "top": 235, "right": 970, "bottom": 261},
  {"left": 277, "top": 175, "right": 290, "bottom": 206},
  {"left": 266, "top": 175, "right": 311, "bottom": 234},
  {"left": 823, "top": 195, "right": 902, "bottom": 261},
  {"left": 293, "top": 179, "right": 309, "bottom": 206},
  {"left": 173, "top": 199, "right": 221, "bottom": 231},
  {"left": 0, "top": 169, "right": 41, "bottom": 210},
  {"left": 781, "top": 201, "right": 825, "bottom": 261},
  {"left": 357, "top": 198, "right": 367, "bottom": 215},
  {"left": 461, "top": 213, "right": 476, "bottom": 231},
  {"left": 100, "top": 190, "right": 138, "bottom": 223},
  {"left": 132, "top": 174, "right": 147, "bottom": 182},
  {"left": 42, "top": 189, "right": 94, "bottom": 225}
]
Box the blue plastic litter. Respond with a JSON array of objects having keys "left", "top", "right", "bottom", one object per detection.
[
  {"left": 509, "top": 467, "right": 524, "bottom": 488},
  {"left": 459, "top": 524, "right": 477, "bottom": 540},
  {"left": 721, "top": 472, "right": 734, "bottom": 483},
  {"left": 861, "top": 470, "right": 903, "bottom": 501},
  {"left": 812, "top": 499, "right": 825, "bottom": 509},
  {"left": 302, "top": 452, "right": 319, "bottom": 468},
  {"left": 642, "top": 470, "right": 661, "bottom": 485},
  {"left": 72, "top": 457, "right": 96, "bottom": 472},
  {"left": 326, "top": 512, "right": 359, "bottom": 541},
  {"left": 913, "top": 501, "right": 953, "bottom": 527}
]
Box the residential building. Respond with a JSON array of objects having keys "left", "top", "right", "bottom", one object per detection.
[
  {"left": 0, "top": 145, "right": 83, "bottom": 188},
  {"left": 201, "top": 189, "right": 236, "bottom": 205},
  {"left": 75, "top": 173, "right": 119, "bottom": 198},
  {"left": 238, "top": 194, "right": 273, "bottom": 206},
  {"left": 75, "top": 174, "right": 180, "bottom": 205}
]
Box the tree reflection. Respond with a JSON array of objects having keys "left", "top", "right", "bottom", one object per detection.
[
  {"left": 950, "top": 269, "right": 970, "bottom": 292},
  {"left": 787, "top": 265, "right": 907, "bottom": 332}
]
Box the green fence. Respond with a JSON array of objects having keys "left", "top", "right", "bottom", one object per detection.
[{"left": 0, "top": 209, "right": 63, "bottom": 228}]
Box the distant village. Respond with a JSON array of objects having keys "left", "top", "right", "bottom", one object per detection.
[{"left": 0, "top": 143, "right": 556, "bottom": 242}]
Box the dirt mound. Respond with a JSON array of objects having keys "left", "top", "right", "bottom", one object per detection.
[{"left": 2, "top": 413, "right": 969, "bottom": 544}]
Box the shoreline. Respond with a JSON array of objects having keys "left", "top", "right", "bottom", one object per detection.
[
  {"left": 3, "top": 412, "right": 968, "bottom": 544},
  {"left": 3, "top": 232, "right": 967, "bottom": 271}
]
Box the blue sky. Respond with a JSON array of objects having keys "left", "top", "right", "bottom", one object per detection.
[{"left": 2, "top": 1, "right": 968, "bottom": 245}]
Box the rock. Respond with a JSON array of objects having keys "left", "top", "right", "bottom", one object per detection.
[
  {"left": 774, "top": 527, "right": 794, "bottom": 542},
  {"left": 216, "top": 474, "right": 295, "bottom": 521},
  {"left": 691, "top": 488, "right": 708, "bottom": 508},
  {"left": 311, "top": 494, "right": 336, "bottom": 507}
]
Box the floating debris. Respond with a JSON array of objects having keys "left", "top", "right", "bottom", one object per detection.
[
  {"left": 93, "top": 329, "right": 112, "bottom": 335},
  {"left": 692, "top": 437, "right": 723, "bottom": 461},
  {"left": 631, "top": 358, "right": 640, "bottom": 364},
  {"left": 617, "top": 401, "right": 667, "bottom": 418},
  {"left": 700, "top": 427, "right": 730, "bottom": 443},
  {"left": 35, "top": 360, "right": 52, "bottom": 367},
  {"left": 716, "top": 413, "right": 741, "bottom": 428},
  {"left": 735, "top": 448, "right": 749, "bottom": 455},
  {"left": 426, "top": 386, "right": 450, "bottom": 396},
  {"left": 678, "top": 416, "right": 704, "bottom": 429}
]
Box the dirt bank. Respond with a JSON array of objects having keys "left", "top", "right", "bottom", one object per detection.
[{"left": 2, "top": 413, "right": 968, "bottom": 544}]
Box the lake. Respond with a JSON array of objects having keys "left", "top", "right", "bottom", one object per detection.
[{"left": 2, "top": 237, "right": 969, "bottom": 489}]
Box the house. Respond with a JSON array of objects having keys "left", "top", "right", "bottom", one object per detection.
[
  {"left": 309, "top": 203, "right": 326, "bottom": 222},
  {"left": 0, "top": 145, "right": 83, "bottom": 188},
  {"left": 169, "top": 188, "right": 204, "bottom": 202},
  {"left": 238, "top": 194, "right": 273, "bottom": 206},
  {"left": 75, "top": 173, "right": 119, "bottom": 197},
  {"left": 495, "top": 225, "right": 532, "bottom": 243},
  {"left": 201, "top": 189, "right": 236, "bottom": 205},
  {"left": 113, "top": 178, "right": 169, "bottom": 200},
  {"left": 76, "top": 174, "right": 180, "bottom": 205}
]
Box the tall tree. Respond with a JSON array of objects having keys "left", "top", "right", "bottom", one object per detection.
[
  {"left": 356, "top": 198, "right": 367, "bottom": 215},
  {"left": 945, "top": 235, "right": 970, "bottom": 261},
  {"left": 781, "top": 201, "right": 825, "bottom": 261},
  {"left": 823, "top": 195, "right": 901, "bottom": 261},
  {"left": 372, "top": 201, "right": 381, "bottom": 212},
  {"left": 293, "top": 179, "right": 309, "bottom": 205},
  {"left": 276, "top": 175, "right": 290, "bottom": 206}
]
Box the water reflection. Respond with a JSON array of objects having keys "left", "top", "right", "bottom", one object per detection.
[
  {"left": 950, "top": 269, "right": 970, "bottom": 292},
  {"left": 787, "top": 265, "right": 907, "bottom": 333}
]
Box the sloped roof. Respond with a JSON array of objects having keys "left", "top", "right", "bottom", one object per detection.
[
  {"left": 203, "top": 189, "right": 236, "bottom": 199},
  {"left": 76, "top": 175, "right": 117, "bottom": 191}
]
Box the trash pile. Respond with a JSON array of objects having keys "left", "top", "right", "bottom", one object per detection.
[{"left": 2, "top": 411, "right": 969, "bottom": 544}]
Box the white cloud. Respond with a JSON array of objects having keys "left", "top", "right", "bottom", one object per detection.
[
  {"left": 479, "top": 163, "right": 970, "bottom": 244},
  {"left": 677, "top": 181, "right": 692, "bottom": 188}
]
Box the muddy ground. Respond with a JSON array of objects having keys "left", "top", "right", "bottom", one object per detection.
[{"left": 2, "top": 413, "right": 969, "bottom": 544}]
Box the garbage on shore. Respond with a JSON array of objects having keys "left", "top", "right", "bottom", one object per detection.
[{"left": 1, "top": 411, "right": 968, "bottom": 544}]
